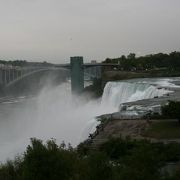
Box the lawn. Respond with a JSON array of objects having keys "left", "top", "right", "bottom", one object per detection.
[{"left": 143, "top": 120, "right": 180, "bottom": 139}]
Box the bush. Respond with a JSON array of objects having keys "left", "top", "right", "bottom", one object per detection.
[
  {"left": 162, "top": 101, "right": 180, "bottom": 122},
  {"left": 1, "top": 137, "right": 180, "bottom": 179}
]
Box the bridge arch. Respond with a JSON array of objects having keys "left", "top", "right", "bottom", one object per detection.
[{"left": 3, "top": 68, "right": 69, "bottom": 95}]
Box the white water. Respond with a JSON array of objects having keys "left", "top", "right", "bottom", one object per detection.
[
  {"left": 0, "top": 83, "right": 112, "bottom": 162},
  {"left": 101, "top": 81, "right": 172, "bottom": 109},
  {"left": 0, "top": 78, "right": 177, "bottom": 162}
]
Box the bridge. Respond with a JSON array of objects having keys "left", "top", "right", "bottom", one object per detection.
[
  {"left": 0, "top": 66, "right": 54, "bottom": 87},
  {"left": 0, "top": 57, "right": 119, "bottom": 94}
]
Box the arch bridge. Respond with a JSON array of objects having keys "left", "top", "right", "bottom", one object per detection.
[{"left": 0, "top": 57, "right": 119, "bottom": 94}]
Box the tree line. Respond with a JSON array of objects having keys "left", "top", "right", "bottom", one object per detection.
[
  {"left": 103, "top": 52, "right": 180, "bottom": 71},
  {"left": 0, "top": 60, "right": 52, "bottom": 67}
]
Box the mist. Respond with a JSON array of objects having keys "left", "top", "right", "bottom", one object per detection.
[{"left": 0, "top": 82, "right": 115, "bottom": 162}]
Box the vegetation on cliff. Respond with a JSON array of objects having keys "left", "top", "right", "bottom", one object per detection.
[
  {"left": 161, "top": 101, "right": 180, "bottom": 123},
  {"left": 146, "top": 101, "right": 180, "bottom": 122},
  {"left": 0, "top": 137, "right": 180, "bottom": 180}
]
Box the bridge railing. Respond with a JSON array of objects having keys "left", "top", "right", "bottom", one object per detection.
[{"left": 0, "top": 66, "right": 48, "bottom": 86}]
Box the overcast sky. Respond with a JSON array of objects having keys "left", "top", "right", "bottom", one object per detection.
[{"left": 0, "top": 0, "right": 180, "bottom": 63}]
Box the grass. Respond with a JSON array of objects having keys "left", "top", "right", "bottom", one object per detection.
[{"left": 143, "top": 120, "right": 180, "bottom": 139}]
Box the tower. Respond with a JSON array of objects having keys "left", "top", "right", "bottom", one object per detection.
[{"left": 70, "top": 56, "right": 84, "bottom": 94}]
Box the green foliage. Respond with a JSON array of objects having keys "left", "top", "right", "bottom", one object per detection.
[
  {"left": 21, "top": 138, "right": 80, "bottom": 180},
  {"left": 0, "top": 60, "right": 53, "bottom": 67},
  {"left": 144, "top": 101, "right": 180, "bottom": 121},
  {"left": 85, "top": 152, "right": 113, "bottom": 180},
  {"left": 1, "top": 137, "right": 180, "bottom": 179},
  {"left": 100, "top": 137, "right": 136, "bottom": 160},
  {"left": 103, "top": 51, "right": 180, "bottom": 71},
  {"left": 0, "top": 157, "right": 23, "bottom": 180},
  {"left": 162, "top": 101, "right": 180, "bottom": 121},
  {"left": 0, "top": 60, "right": 27, "bottom": 67}
]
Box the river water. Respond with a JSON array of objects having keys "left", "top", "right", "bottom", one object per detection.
[{"left": 0, "top": 77, "right": 179, "bottom": 162}]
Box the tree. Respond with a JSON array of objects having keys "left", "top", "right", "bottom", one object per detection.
[
  {"left": 127, "top": 53, "right": 136, "bottom": 60},
  {"left": 161, "top": 101, "right": 180, "bottom": 123}
]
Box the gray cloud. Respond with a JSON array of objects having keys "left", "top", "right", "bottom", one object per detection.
[{"left": 0, "top": 0, "right": 179, "bottom": 63}]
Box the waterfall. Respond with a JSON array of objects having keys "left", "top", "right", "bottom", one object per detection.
[
  {"left": 101, "top": 81, "right": 171, "bottom": 109},
  {"left": 0, "top": 78, "right": 176, "bottom": 161}
]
